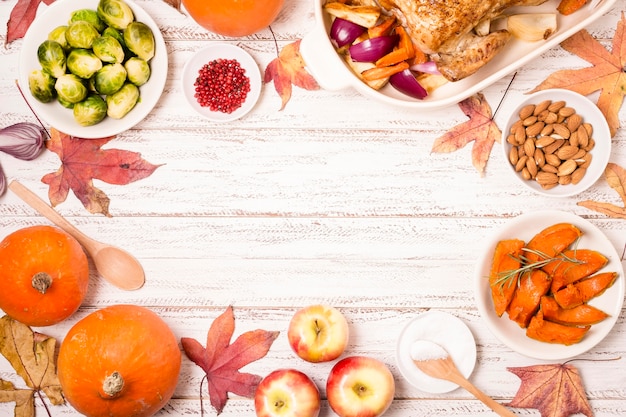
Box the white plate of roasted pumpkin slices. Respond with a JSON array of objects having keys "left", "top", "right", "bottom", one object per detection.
[{"left": 474, "top": 210, "right": 624, "bottom": 360}]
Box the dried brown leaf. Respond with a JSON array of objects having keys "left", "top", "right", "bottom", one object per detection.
[
  {"left": 508, "top": 363, "right": 593, "bottom": 417},
  {"left": 578, "top": 163, "right": 626, "bottom": 219},
  {"left": 431, "top": 93, "right": 500, "bottom": 175},
  {"left": 0, "top": 316, "right": 64, "bottom": 416},
  {"left": 529, "top": 13, "right": 626, "bottom": 137}
]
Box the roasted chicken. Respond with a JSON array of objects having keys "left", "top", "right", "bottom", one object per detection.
[{"left": 378, "top": 0, "right": 549, "bottom": 81}]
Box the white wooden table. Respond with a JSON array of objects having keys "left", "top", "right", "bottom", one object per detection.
[{"left": 1, "top": 1, "right": 625, "bottom": 415}]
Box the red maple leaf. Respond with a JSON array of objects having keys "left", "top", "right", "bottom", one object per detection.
[
  {"left": 529, "top": 13, "right": 626, "bottom": 137},
  {"left": 264, "top": 40, "right": 320, "bottom": 110},
  {"left": 508, "top": 363, "right": 594, "bottom": 417},
  {"left": 181, "top": 306, "right": 279, "bottom": 415},
  {"left": 41, "top": 129, "right": 162, "bottom": 217},
  {"left": 431, "top": 93, "right": 501, "bottom": 175},
  {"left": 6, "top": 0, "right": 55, "bottom": 44}
]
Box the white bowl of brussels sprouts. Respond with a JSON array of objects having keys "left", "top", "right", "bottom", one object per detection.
[{"left": 18, "top": 0, "right": 168, "bottom": 138}]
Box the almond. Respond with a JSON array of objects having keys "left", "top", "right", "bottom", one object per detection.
[
  {"left": 514, "top": 124, "right": 526, "bottom": 145},
  {"left": 558, "top": 106, "right": 576, "bottom": 118},
  {"left": 576, "top": 124, "right": 589, "bottom": 148},
  {"left": 534, "top": 148, "right": 545, "bottom": 167},
  {"left": 509, "top": 147, "right": 519, "bottom": 166},
  {"left": 548, "top": 100, "right": 565, "bottom": 113},
  {"left": 525, "top": 121, "right": 545, "bottom": 137},
  {"left": 545, "top": 153, "right": 561, "bottom": 167},
  {"left": 523, "top": 115, "right": 538, "bottom": 126},
  {"left": 536, "top": 171, "right": 558, "bottom": 186},
  {"left": 535, "top": 136, "right": 555, "bottom": 148},
  {"left": 580, "top": 153, "right": 592, "bottom": 169},
  {"left": 555, "top": 145, "right": 579, "bottom": 160},
  {"left": 515, "top": 155, "right": 528, "bottom": 172},
  {"left": 519, "top": 104, "right": 536, "bottom": 120},
  {"left": 533, "top": 99, "right": 552, "bottom": 116},
  {"left": 557, "top": 159, "right": 577, "bottom": 176},
  {"left": 566, "top": 113, "right": 583, "bottom": 132},
  {"left": 571, "top": 167, "right": 587, "bottom": 184},
  {"left": 543, "top": 138, "right": 564, "bottom": 155},
  {"left": 552, "top": 123, "right": 571, "bottom": 139},
  {"left": 523, "top": 138, "right": 536, "bottom": 158},
  {"left": 541, "top": 164, "right": 558, "bottom": 174},
  {"left": 526, "top": 157, "right": 538, "bottom": 178},
  {"left": 559, "top": 175, "right": 572, "bottom": 185},
  {"left": 544, "top": 111, "right": 559, "bottom": 124}
]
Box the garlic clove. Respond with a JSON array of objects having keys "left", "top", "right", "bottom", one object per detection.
[{"left": 507, "top": 13, "right": 558, "bottom": 42}]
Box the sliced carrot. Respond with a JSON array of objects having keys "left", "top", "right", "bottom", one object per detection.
[
  {"left": 526, "top": 310, "right": 590, "bottom": 345},
  {"left": 367, "top": 14, "right": 396, "bottom": 38},
  {"left": 361, "top": 61, "right": 409, "bottom": 81},
  {"left": 489, "top": 239, "right": 525, "bottom": 317},
  {"left": 506, "top": 269, "right": 551, "bottom": 328},
  {"left": 544, "top": 249, "right": 608, "bottom": 293},
  {"left": 540, "top": 296, "right": 608, "bottom": 326},
  {"left": 557, "top": 0, "right": 587, "bottom": 15},
  {"left": 375, "top": 48, "right": 411, "bottom": 67},
  {"left": 553, "top": 272, "right": 618, "bottom": 309}
]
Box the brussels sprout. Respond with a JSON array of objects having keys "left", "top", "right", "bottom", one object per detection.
[
  {"left": 94, "top": 63, "right": 127, "bottom": 95},
  {"left": 48, "top": 26, "right": 69, "bottom": 50},
  {"left": 57, "top": 96, "right": 75, "bottom": 109},
  {"left": 92, "top": 35, "right": 125, "bottom": 63},
  {"left": 124, "top": 57, "right": 150, "bottom": 86},
  {"left": 70, "top": 9, "right": 106, "bottom": 32},
  {"left": 37, "top": 40, "right": 66, "bottom": 78},
  {"left": 28, "top": 69, "right": 57, "bottom": 103},
  {"left": 65, "top": 21, "right": 100, "bottom": 49},
  {"left": 106, "top": 82, "right": 139, "bottom": 119},
  {"left": 97, "top": 0, "right": 135, "bottom": 30},
  {"left": 73, "top": 94, "right": 107, "bottom": 126},
  {"left": 55, "top": 74, "right": 88, "bottom": 104},
  {"left": 67, "top": 49, "right": 103, "bottom": 79},
  {"left": 123, "top": 22, "right": 155, "bottom": 61}
]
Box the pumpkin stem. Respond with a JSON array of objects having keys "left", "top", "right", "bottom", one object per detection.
[
  {"left": 31, "top": 272, "right": 52, "bottom": 294},
  {"left": 103, "top": 371, "right": 124, "bottom": 397}
]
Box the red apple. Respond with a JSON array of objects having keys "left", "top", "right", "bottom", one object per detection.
[
  {"left": 255, "top": 369, "right": 321, "bottom": 417},
  {"left": 288, "top": 304, "right": 349, "bottom": 363},
  {"left": 326, "top": 356, "right": 395, "bottom": 417}
]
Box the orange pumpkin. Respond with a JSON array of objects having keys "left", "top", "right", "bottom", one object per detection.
[
  {"left": 0, "top": 225, "right": 89, "bottom": 326},
  {"left": 57, "top": 305, "right": 181, "bottom": 417},
  {"left": 182, "top": 0, "right": 285, "bottom": 37}
]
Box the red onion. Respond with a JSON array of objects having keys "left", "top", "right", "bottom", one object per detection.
[
  {"left": 330, "top": 17, "right": 366, "bottom": 48},
  {"left": 0, "top": 122, "right": 46, "bottom": 196},
  {"left": 0, "top": 123, "right": 46, "bottom": 161},
  {"left": 389, "top": 69, "right": 428, "bottom": 100},
  {"left": 409, "top": 61, "right": 441, "bottom": 75},
  {"left": 349, "top": 35, "right": 398, "bottom": 62}
]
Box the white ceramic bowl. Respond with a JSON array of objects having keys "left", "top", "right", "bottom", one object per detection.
[
  {"left": 300, "top": 0, "right": 617, "bottom": 110},
  {"left": 181, "top": 44, "right": 262, "bottom": 123},
  {"left": 18, "top": 0, "right": 168, "bottom": 138},
  {"left": 501, "top": 89, "right": 611, "bottom": 197},
  {"left": 474, "top": 210, "right": 624, "bottom": 360},
  {"left": 396, "top": 311, "right": 476, "bottom": 394}
]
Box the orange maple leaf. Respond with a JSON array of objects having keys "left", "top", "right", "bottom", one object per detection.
[
  {"left": 181, "top": 306, "right": 279, "bottom": 415},
  {"left": 507, "top": 363, "right": 593, "bottom": 417},
  {"left": 264, "top": 39, "right": 320, "bottom": 110},
  {"left": 41, "top": 129, "right": 162, "bottom": 217},
  {"left": 431, "top": 93, "right": 501, "bottom": 175},
  {"left": 529, "top": 12, "right": 626, "bottom": 137},
  {"left": 578, "top": 162, "right": 626, "bottom": 219}
]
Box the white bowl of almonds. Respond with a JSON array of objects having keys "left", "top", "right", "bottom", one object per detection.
[{"left": 502, "top": 89, "right": 611, "bottom": 197}]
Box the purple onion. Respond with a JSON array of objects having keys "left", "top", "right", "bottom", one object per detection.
[
  {"left": 389, "top": 69, "right": 428, "bottom": 100},
  {"left": 349, "top": 35, "right": 398, "bottom": 62},
  {"left": 330, "top": 17, "right": 366, "bottom": 48},
  {"left": 409, "top": 61, "right": 441, "bottom": 75}
]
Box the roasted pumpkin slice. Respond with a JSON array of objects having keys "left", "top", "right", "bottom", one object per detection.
[
  {"left": 507, "top": 269, "right": 551, "bottom": 328},
  {"left": 526, "top": 311, "right": 590, "bottom": 345},
  {"left": 489, "top": 239, "right": 525, "bottom": 317},
  {"left": 525, "top": 223, "right": 581, "bottom": 263},
  {"left": 545, "top": 249, "right": 608, "bottom": 293},
  {"left": 540, "top": 295, "right": 609, "bottom": 326},
  {"left": 554, "top": 272, "right": 619, "bottom": 309}
]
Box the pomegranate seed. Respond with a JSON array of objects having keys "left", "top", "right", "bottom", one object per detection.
[{"left": 193, "top": 58, "right": 251, "bottom": 114}]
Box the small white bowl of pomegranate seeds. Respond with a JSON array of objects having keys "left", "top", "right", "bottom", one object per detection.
[{"left": 182, "top": 43, "right": 262, "bottom": 122}]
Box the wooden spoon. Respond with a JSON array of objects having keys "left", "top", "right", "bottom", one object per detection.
[
  {"left": 411, "top": 340, "right": 517, "bottom": 417},
  {"left": 9, "top": 180, "right": 145, "bottom": 291}
]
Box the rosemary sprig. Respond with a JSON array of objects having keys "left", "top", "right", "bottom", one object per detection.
[{"left": 492, "top": 247, "right": 584, "bottom": 290}]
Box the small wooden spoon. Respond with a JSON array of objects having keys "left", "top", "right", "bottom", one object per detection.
[
  {"left": 9, "top": 180, "right": 145, "bottom": 291},
  {"left": 411, "top": 340, "right": 516, "bottom": 417}
]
